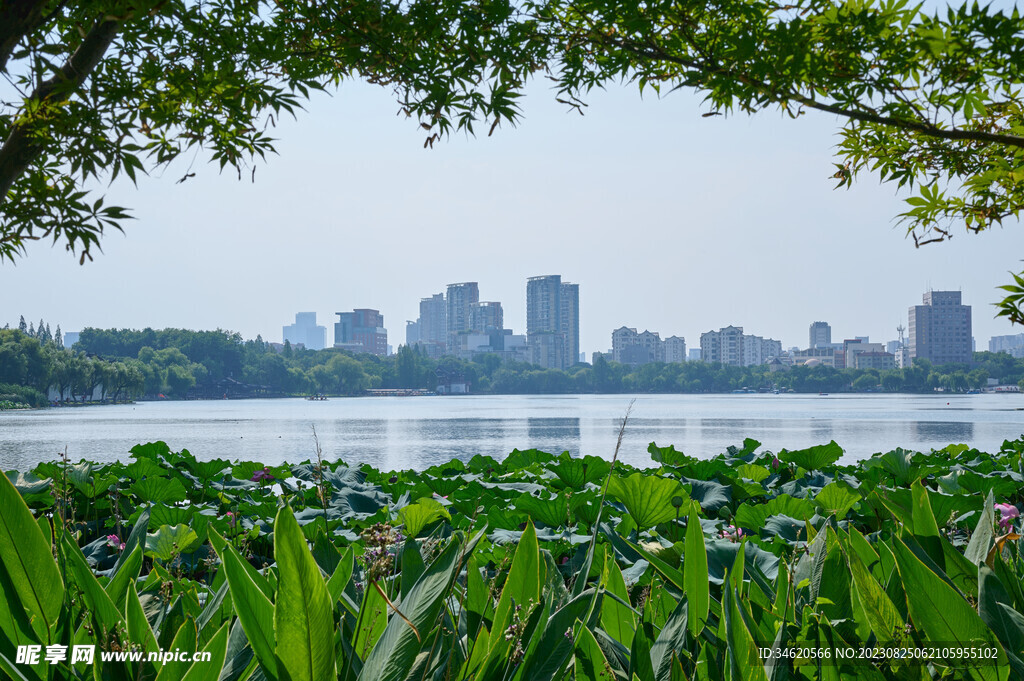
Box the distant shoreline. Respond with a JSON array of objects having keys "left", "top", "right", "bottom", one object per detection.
[{"left": 4, "top": 387, "right": 1020, "bottom": 412}]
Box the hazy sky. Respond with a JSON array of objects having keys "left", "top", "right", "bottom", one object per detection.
[{"left": 3, "top": 78, "right": 1023, "bottom": 356}]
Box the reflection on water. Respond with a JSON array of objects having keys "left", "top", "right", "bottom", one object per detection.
[
  {"left": 810, "top": 420, "right": 835, "bottom": 444},
  {"left": 527, "top": 417, "right": 581, "bottom": 446},
  {"left": 913, "top": 421, "right": 975, "bottom": 443},
  {"left": 0, "top": 394, "right": 1022, "bottom": 470}
]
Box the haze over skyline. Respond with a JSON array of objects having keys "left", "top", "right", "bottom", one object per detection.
[{"left": 3, "top": 79, "right": 1022, "bottom": 356}]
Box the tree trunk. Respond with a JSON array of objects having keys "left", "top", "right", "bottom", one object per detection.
[
  {"left": 0, "top": 17, "right": 120, "bottom": 200},
  {"left": 0, "top": 0, "right": 49, "bottom": 73}
]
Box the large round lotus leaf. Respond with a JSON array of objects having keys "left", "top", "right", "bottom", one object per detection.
[{"left": 607, "top": 473, "right": 688, "bottom": 530}]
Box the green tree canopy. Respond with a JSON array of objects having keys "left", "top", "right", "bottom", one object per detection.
[
  {"left": 3, "top": 0, "right": 1024, "bottom": 316},
  {"left": 532, "top": 0, "right": 1024, "bottom": 316},
  {"left": 0, "top": 0, "right": 535, "bottom": 260}
]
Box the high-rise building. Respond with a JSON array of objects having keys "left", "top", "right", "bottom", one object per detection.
[
  {"left": 908, "top": 290, "right": 972, "bottom": 366},
  {"left": 405, "top": 320, "right": 420, "bottom": 346},
  {"left": 446, "top": 283, "right": 479, "bottom": 353},
  {"left": 409, "top": 293, "right": 447, "bottom": 357},
  {"left": 560, "top": 282, "right": 580, "bottom": 368},
  {"left": 809, "top": 321, "right": 831, "bottom": 349},
  {"left": 527, "top": 275, "right": 565, "bottom": 369},
  {"left": 469, "top": 301, "right": 503, "bottom": 333},
  {"left": 524, "top": 275, "right": 578, "bottom": 369},
  {"left": 283, "top": 312, "right": 326, "bottom": 350},
  {"left": 418, "top": 293, "right": 447, "bottom": 345},
  {"left": 334, "top": 309, "right": 388, "bottom": 355}
]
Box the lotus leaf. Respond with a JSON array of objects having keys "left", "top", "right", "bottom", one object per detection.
[
  {"left": 130, "top": 476, "right": 188, "bottom": 504},
  {"left": 777, "top": 441, "right": 843, "bottom": 471},
  {"left": 607, "top": 473, "right": 688, "bottom": 530},
  {"left": 397, "top": 497, "right": 451, "bottom": 537},
  {"left": 813, "top": 482, "right": 861, "bottom": 518},
  {"left": 734, "top": 494, "right": 815, "bottom": 530},
  {"left": 145, "top": 524, "right": 200, "bottom": 561}
]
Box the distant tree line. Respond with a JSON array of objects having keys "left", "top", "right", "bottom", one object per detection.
[
  {"left": 66, "top": 327, "right": 1024, "bottom": 396},
  {"left": 0, "top": 322, "right": 147, "bottom": 406},
  {"left": 3, "top": 323, "right": 1023, "bottom": 404}
]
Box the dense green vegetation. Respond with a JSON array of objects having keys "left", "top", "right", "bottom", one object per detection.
[
  {"left": 2, "top": 435, "right": 1024, "bottom": 680},
  {"left": 4, "top": 323, "right": 1024, "bottom": 403}
]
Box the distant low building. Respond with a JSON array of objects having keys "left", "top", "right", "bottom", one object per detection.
[
  {"left": 843, "top": 339, "right": 885, "bottom": 369},
  {"left": 791, "top": 347, "right": 837, "bottom": 367},
  {"left": 452, "top": 332, "right": 494, "bottom": 359},
  {"left": 990, "top": 333, "right": 1024, "bottom": 357},
  {"left": 853, "top": 351, "right": 896, "bottom": 370}
]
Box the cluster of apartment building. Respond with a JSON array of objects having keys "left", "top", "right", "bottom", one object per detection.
[
  {"left": 404, "top": 275, "right": 581, "bottom": 370},
  {"left": 279, "top": 275, "right": 581, "bottom": 365},
  {"left": 404, "top": 282, "right": 521, "bottom": 361},
  {"left": 592, "top": 328, "right": 686, "bottom": 366},
  {"left": 592, "top": 290, "right": 977, "bottom": 371},
  {"left": 279, "top": 288, "right": 996, "bottom": 371},
  {"left": 700, "top": 326, "right": 783, "bottom": 367},
  {"left": 593, "top": 325, "right": 780, "bottom": 369}
]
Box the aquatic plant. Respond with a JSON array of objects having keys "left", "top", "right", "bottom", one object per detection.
[{"left": 1, "top": 436, "right": 1023, "bottom": 679}]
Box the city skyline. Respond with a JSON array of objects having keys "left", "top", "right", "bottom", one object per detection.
[
  {"left": 2, "top": 81, "right": 1022, "bottom": 355},
  {"left": 10, "top": 283, "right": 1011, "bottom": 362}
]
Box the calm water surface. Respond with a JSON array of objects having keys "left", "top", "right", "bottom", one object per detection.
[{"left": 2, "top": 393, "right": 1024, "bottom": 471}]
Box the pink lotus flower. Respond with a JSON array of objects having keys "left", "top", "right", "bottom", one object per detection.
[
  {"left": 226, "top": 511, "right": 237, "bottom": 527},
  {"left": 251, "top": 467, "right": 274, "bottom": 482},
  {"left": 771, "top": 456, "right": 780, "bottom": 471},
  {"left": 720, "top": 525, "right": 743, "bottom": 542},
  {"left": 106, "top": 534, "right": 126, "bottom": 551},
  {"left": 995, "top": 503, "right": 1020, "bottom": 531}
]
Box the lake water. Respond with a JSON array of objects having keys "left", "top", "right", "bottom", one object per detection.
[{"left": 2, "top": 393, "right": 1023, "bottom": 472}]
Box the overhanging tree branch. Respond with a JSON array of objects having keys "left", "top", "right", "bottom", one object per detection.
[
  {"left": 599, "top": 35, "right": 1024, "bottom": 151},
  {"left": 0, "top": 16, "right": 120, "bottom": 201}
]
